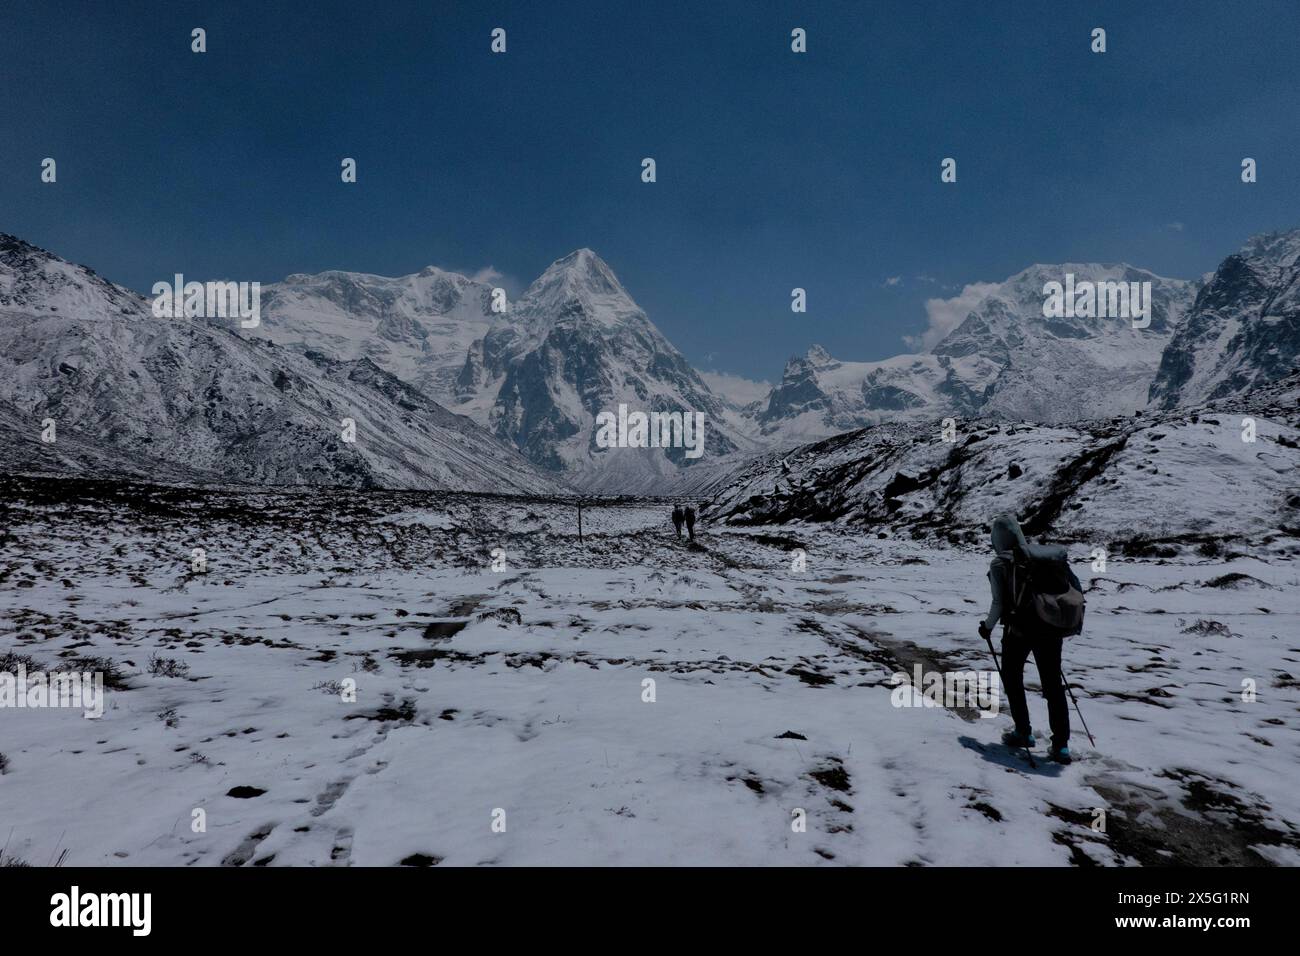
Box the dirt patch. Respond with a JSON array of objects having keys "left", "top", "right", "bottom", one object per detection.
[
  {"left": 1066, "top": 769, "right": 1300, "bottom": 866},
  {"left": 1203, "top": 573, "right": 1272, "bottom": 590},
  {"left": 969, "top": 801, "right": 1003, "bottom": 822},
  {"left": 809, "top": 759, "right": 851, "bottom": 793},
  {"left": 742, "top": 533, "right": 807, "bottom": 551},
  {"left": 479, "top": 607, "right": 523, "bottom": 626},
  {"left": 390, "top": 648, "right": 483, "bottom": 667},
  {"left": 787, "top": 666, "right": 835, "bottom": 687},
  {"left": 422, "top": 620, "right": 469, "bottom": 640},
  {"left": 858, "top": 630, "right": 991, "bottom": 723},
  {"left": 345, "top": 698, "right": 417, "bottom": 723}
]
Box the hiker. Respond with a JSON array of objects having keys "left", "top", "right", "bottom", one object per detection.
[
  {"left": 683, "top": 505, "right": 696, "bottom": 541},
  {"left": 671, "top": 505, "right": 684, "bottom": 538},
  {"left": 978, "top": 514, "right": 1084, "bottom": 765}
]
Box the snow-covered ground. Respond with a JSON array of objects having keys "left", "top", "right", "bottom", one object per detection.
[{"left": 1, "top": 480, "right": 1297, "bottom": 866}]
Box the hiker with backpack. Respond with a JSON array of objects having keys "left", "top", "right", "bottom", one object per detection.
[
  {"left": 978, "top": 514, "right": 1086, "bottom": 765},
  {"left": 683, "top": 505, "right": 697, "bottom": 541},
  {"left": 671, "top": 505, "right": 685, "bottom": 538}
]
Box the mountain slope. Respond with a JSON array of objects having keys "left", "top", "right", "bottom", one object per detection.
[
  {"left": 935, "top": 263, "right": 1198, "bottom": 421},
  {"left": 7, "top": 227, "right": 1298, "bottom": 497},
  {"left": 456, "top": 249, "right": 756, "bottom": 491},
  {"left": 709, "top": 369, "right": 1300, "bottom": 543},
  {"left": 254, "top": 266, "right": 497, "bottom": 401},
  {"left": 0, "top": 234, "right": 561, "bottom": 493},
  {"left": 753, "top": 345, "right": 999, "bottom": 443},
  {"left": 1149, "top": 229, "right": 1300, "bottom": 408},
  {"left": 751, "top": 264, "right": 1198, "bottom": 445}
]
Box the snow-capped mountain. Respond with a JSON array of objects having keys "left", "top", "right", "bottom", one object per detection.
[
  {"left": 254, "top": 266, "right": 498, "bottom": 401},
  {"left": 1149, "top": 229, "right": 1300, "bottom": 409},
  {"left": 710, "top": 368, "right": 1300, "bottom": 542},
  {"left": 0, "top": 234, "right": 560, "bottom": 493},
  {"left": 750, "top": 264, "right": 1199, "bottom": 445},
  {"left": 935, "top": 263, "right": 1199, "bottom": 421},
  {"left": 6, "top": 226, "right": 1299, "bottom": 496},
  {"left": 455, "top": 249, "right": 756, "bottom": 491},
  {"left": 753, "top": 345, "right": 998, "bottom": 441}
]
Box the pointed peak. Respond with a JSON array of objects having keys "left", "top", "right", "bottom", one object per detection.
[
  {"left": 782, "top": 344, "right": 836, "bottom": 377},
  {"left": 557, "top": 247, "right": 600, "bottom": 264},
  {"left": 542, "top": 248, "right": 614, "bottom": 281},
  {"left": 524, "top": 248, "right": 630, "bottom": 304}
]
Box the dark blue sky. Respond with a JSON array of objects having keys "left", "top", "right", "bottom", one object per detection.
[{"left": 2, "top": 0, "right": 1297, "bottom": 383}]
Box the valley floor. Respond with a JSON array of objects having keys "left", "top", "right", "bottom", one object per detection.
[{"left": 1, "top": 481, "right": 1297, "bottom": 866}]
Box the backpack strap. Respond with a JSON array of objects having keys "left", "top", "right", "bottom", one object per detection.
[{"left": 1008, "top": 549, "right": 1031, "bottom": 620}]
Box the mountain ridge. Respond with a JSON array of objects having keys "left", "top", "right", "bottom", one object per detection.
[
  {"left": 751, "top": 261, "right": 1203, "bottom": 445},
  {"left": 1149, "top": 228, "right": 1300, "bottom": 409},
  {"left": 0, "top": 234, "right": 562, "bottom": 494},
  {"left": 4, "top": 227, "right": 1299, "bottom": 494}
]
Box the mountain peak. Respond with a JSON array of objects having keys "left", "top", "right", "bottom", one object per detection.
[
  {"left": 415, "top": 264, "right": 481, "bottom": 284},
  {"left": 527, "top": 248, "right": 627, "bottom": 301},
  {"left": 557, "top": 247, "right": 599, "bottom": 264},
  {"left": 1237, "top": 228, "right": 1300, "bottom": 268}
]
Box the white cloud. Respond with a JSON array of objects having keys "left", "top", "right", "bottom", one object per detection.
[
  {"left": 1165, "top": 221, "right": 1186, "bottom": 232},
  {"left": 699, "top": 369, "right": 772, "bottom": 406},
  {"left": 882, "top": 275, "right": 902, "bottom": 288},
  {"left": 447, "top": 264, "right": 523, "bottom": 297},
  {"left": 904, "top": 281, "right": 1000, "bottom": 351}
]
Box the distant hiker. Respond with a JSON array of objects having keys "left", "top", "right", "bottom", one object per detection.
[
  {"left": 671, "top": 505, "right": 685, "bottom": 538},
  {"left": 978, "top": 514, "right": 1085, "bottom": 765},
  {"left": 683, "top": 505, "right": 697, "bottom": 541}
]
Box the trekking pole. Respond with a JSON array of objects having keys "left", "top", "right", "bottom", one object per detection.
[
  {"left": 1060, "top": 670, "right": 1096, "bottom": 747},
  {"left": 981, "top": 626, "right": 1036, "bottom": 768}
]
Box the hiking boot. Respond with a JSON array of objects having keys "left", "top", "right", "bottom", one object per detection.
[
  {"left": 1049, "top": 745, "right": 1073, "bottom": 765},
  {"left": 1002, "top": 728, "right": 1035, "bottom": 748}
]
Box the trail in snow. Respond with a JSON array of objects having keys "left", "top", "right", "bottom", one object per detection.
[{"left": 1, "top": 479, "right": 1297, "bottom": 866}]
